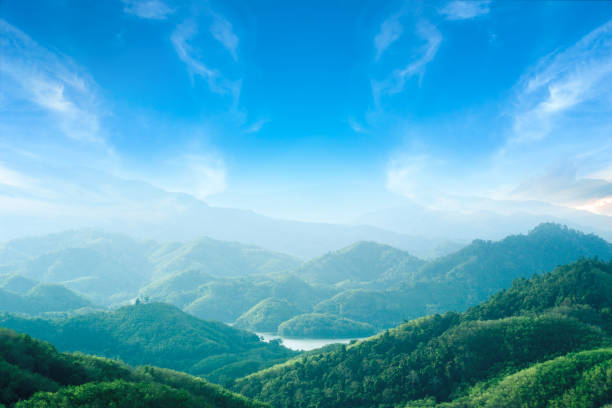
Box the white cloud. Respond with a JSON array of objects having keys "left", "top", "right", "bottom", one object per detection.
[
  {"left": 210, "top": 14, "right": 239, "bottom": 60},
  {"left": 372, "top": 20, "right": 442, "bottom": 104},
  {"left": 0, "top": 20, "right": 103, "bottom": 143},
  {"left": 171, "top": 20, "right": 241, "bottom": 104},
  {"left": 386, "top": 153, "right": 440, "bottom": 200},
  {"left": 348, "top": 118, "right": 367, "bottom": 133},
  {"left": 439, "top": 1, "right": 491, "bottom": 21},
  {"left": 510, "top": 19, "right": 612, "bottom": 144},
  {"left": 0, "top": 162, "right": 34, "bottom": 188},
  {"left": 374, "top": 15, "right": 403, "bottom": 61},
  {"left": 244, "top": 119, "right": 268, "bottom": 133},
  {"left": 157, "top": 154, "right": 227, "bottom": 199},
  {"left": 122, "top": 0, "right": 174, "bottom": 20}
]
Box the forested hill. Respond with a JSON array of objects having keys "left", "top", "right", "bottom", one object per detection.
[
  {"left": 315, "top": 223, "right": 612, "bottom": 329},
  {"left": 232, "top": 258, "right": 612, "bottom": 407},
  {"left": 0, "top": 302, "right": 297, "bottom": 384},
  {"left": 0, "top": 328, "right": 267, "bottom": 408},
  {"left": 295, "top": 241, "right": 425, "bottom": 286}
]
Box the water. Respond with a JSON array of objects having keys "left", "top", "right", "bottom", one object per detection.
[{"left": 256, "top": 332, "right": 364, "bottom": 351}]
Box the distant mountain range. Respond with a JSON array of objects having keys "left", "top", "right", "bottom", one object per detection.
[{"left": 2, "top": 223, "right": 612, "bottom": 339}]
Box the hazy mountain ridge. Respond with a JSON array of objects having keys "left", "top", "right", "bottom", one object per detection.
[{"left": 3, "top": 223, "right": 611, "bottom": 338}]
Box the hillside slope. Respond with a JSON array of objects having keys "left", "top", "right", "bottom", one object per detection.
[
  {"left": 0, "top": 328, "right": 266, "bottom": 408},
  {"left": 314, "top": 224, "right": 612, "bottom": 328},
  {"left": 296, "top": 241, "right": 425, "bottom": 286},
  {"left": 0, "top": 302, "right": 297, "bottom": 384},
  {"left": 232, "top": 258, "right": 612, "bottom": 407}
]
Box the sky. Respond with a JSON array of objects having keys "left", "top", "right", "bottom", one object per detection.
[{"left": 2, "top": 0, "right": 612, "bottom": 224}]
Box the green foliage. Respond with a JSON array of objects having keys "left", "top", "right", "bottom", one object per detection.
[
  {"left": 149, "top": 237, "right": 301, "bottom": 279},
  {"left": 233, "top": 258, "right": 612, "bottom": 408},
  {"left": 315, "top": 224, "right": 612, "bottom": 329},
  {"left": 234, "top": 298, "right": 302, "bottom": 333},
  {"left": 424, "top": 348, "right": 612, "bottom": 408},
  {"left": 0, "top": 283, "right": 91, "bottom": 316},
  {"left": 277, "top": 313, "right": 376, "bottom": 338},
  {"left": 181, "top": 275, "right": 332, "bottom": 323},
  {"left": 0, "top": 328, "right": 266, "bottom": 408},
  {"left": 0, "top": 302, "right": 297, "bottom": 383},
  {"left": 296, "top": 241, "right": 425, "bottom": 286}
]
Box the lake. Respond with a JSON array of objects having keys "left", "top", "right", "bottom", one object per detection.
[{"left": 256, "top": 332, "right": 364, "bottom": 351}]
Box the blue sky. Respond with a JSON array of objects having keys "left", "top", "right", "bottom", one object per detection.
[{"left": 2, "top": 0, "right": 612, "bottom": 222}]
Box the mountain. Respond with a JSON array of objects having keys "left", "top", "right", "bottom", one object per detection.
[
  {"left": 232, "top": 258, "right": 612, "bottom": 407},
  {"left": 356, "top": 197, "right": 612, "bottom": 243},
  {"left": 422, "top": 348, "right": 612, "bottom": 408},
  {"left": 296, "top": 241, "right": 425, "bottom": 286},
  {"left": 0, "top": 230, "right": 155, "bottom": 305},
  {"left": 0, "top": 230, "right": 307, "bottom": 307},
  {"left": 148, "top": 237, "right": 301, "bottom": 280},
  {"left": 183, "top": 275, "right": 334, "bottom": 323},
  {"left": 234, "top": 298, "right": 303, "bottom": 333},
  {"left": 0, "top": 282, "right": 92, "bottom": 315},
  {"left": 0, "top": 168, "right": 461, "bottom": 259},
  {"left": 0, "top": 302, "right": 297, "bottom": 384},
  {"left": 277, "top": 313, "right": 376, "bottom": 338},
  {"left": 0, "top": 327, "right": 266, "bottom": 408},
  {"left": 313, "top": 223, "right": 612, "bottom": 328}
]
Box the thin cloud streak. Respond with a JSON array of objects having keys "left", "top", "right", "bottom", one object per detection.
[
  {"left": 171, "top": 20, "right": 241, "bottom": 104},
  {"left": 372, "top": 20, "right": 442, "bottom": 104},
  {"left": 0, "top": 19, "right": 103, "bottom": 144},
  {"left": 122, "top": 0, "right": 174, "bottom": 20},
  {"left": 374, "top": 15, "right": 403, "bottom": 61},
  {"left": 510, "top": 19, "right": 612, "bottom": 145},
  {"left": 439, "top": 0, "right": 491, "bottom": 21},
  {"left": 210, "top": 14, "right": 239, "bottom": 61}
]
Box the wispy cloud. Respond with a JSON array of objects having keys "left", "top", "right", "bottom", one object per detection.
[
  {"left": 171, "top": 20, "right": 241, "bottom": 104},
  {"left": 244, "top": 119, "right": 268, "bottom": 134},
  {"left": 374, "top": 14, "right": 403, "bottom": 61},
  {"left": 122, "top": 0, "right": 174, "bottom": 20},
  {"left": 210, "top": 13, "right": 239, "bottom": 60},
  {"left": 372, "top": 20, "right": 442, "bottom": 104},
  {"left": 348, "top": 118, "right": 367, "bottom": 133},
  {"left": 439, "top": 1, "right": 491, "bottom": 21},
  {"left": 155, "top": 154, "right": 227, "bottom": 199},
  {"left": 0, "top": 19, "right": 103, "bottom": 143},
  {"left": 510, "top": 164, "right": 612, "bottom": 215},
  {"left": 509, "top": 19, "right": 612, "bottom": 145}
]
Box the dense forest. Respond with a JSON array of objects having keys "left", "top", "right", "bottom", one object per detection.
[
  {"left": 0, "top": 328, "right": 267, "bottom": 408},
  {"left": 1, "top": 229, "right": 612, "bottom": 406},
  {"left": 0, "top": 302, "right": 297, "bottom": 384},
  {"left": 232, "top": 258, "right": 612, "bottom": 407}
]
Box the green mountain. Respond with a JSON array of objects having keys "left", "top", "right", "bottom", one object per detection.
[
  {"left": 234, "top": 298, "right": 302, "bottom": 333},
  {"left": 232, "top": 258, "right": 612, "bottom": 407},
  {"left": 0, "top": 274, "right": 37, "bottom": 294},
  {"left": 149, "top": 237, "right": 301, "bottom": 279},
  {"left": 415, "top": 348, "right": 612, "bottom": 408},
  {"left": 0, "top": 302, "right": 297, "bottom": 384},
  {"left": 0, "top": 283, "right": 92, "bottom": 315},
  {"left": 277, "top": 313, "right": 376, "bottom": 338},
  {"left": 313, "top": 223, "right": 612, "bottom": 329},
  {"left": 0, "top": 327, "right": 266, "bottom": 408},
  {"left": 180, "top": 275, "right": 333, "bottom": 323},
  {"left": 0, "top": 230, "right": 304, "bottom": 308},
  {"left": 296, "top": 241, "right": 425, "bottom": 286}
]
